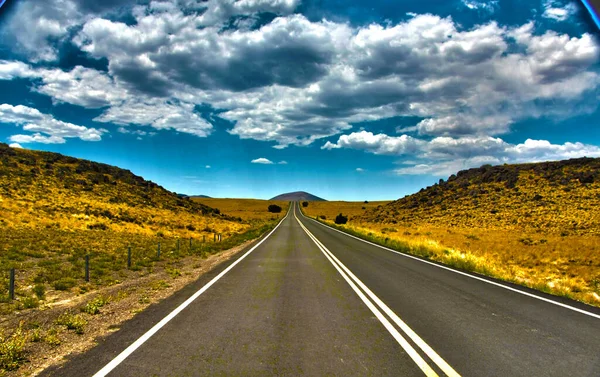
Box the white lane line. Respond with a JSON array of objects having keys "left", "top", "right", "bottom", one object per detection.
[
  {"left": 294, "top": 206, "right": 441, "bottom": 377},
  {"left": 298, "top": 209, "right": 459, "bottom": 377},
  {"left": 298, "top": 206, "right": 600, "bottom": 321},
  {"left": 93, "top": 205, "right": 292, "bottom": 377}
]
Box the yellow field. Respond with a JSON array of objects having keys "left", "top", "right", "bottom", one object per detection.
[
  {"left": 302, "top": 200, "right": 391, "bottom": 221},
  {"left": 301, "top": 201, "right": 600, "bottom": 307},
  {"left": 192, "top": 198, "right": 290, "bottom": 223}
]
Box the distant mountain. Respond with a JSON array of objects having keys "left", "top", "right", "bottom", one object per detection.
[
  {"left": 270, "top": 191, "right": 326, "bottom": 201},
  {"left": 179, "top": 194, "right": 212, "bottom": 198}
]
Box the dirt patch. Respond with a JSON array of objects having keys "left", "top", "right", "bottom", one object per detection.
[{"left": 1, "top": 239, "right": 254, "bottom": 377}]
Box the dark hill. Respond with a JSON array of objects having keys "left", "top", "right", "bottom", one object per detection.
[
  {"left": 270, "top": 191, "right": 326, "bottom": 201},
  {"left": 359, "top": 158, "right": 600, "bottom": 235}
]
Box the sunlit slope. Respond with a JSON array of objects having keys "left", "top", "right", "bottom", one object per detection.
[
  {"left": 0, "top": 142, "right": 244, "bottom": 237},
  {"left": 360, "top": 158, "right": 600, "bottom": 236}
]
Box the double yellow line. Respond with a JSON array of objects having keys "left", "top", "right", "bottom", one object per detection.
[{"left": 293, "top": 204, "right": 460, "bottom": 377}]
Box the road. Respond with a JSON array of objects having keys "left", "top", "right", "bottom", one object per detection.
[{"left": 42, "top": 202, "right": 600, "bottom": 377}]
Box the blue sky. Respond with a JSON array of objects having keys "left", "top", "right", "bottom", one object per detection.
[{"left": 0, "top": 0, "right": 599, "bottom": 200}]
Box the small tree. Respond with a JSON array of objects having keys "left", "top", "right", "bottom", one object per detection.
[
  {"left": 335, "top": 213, "right": 348, "bottom": 224},
  {"left": 268, "top": 204, "right": 282, "bottom": 213},
  {"left": 302, "top": 201, "right": 308, "bottom": 207}
]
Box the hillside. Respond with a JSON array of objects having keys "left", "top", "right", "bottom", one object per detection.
[
  {"left": 0, "top": 143, "right": 239, "bottom": 232},
  {"left": 0, "top": 143, "right": 266, "bottom": 311},
  {"left": 270, "top": 191, "right": 326, "bottom": 201},
  {"left": 359, "top": 158, "right": 600, "bottom": 236}
]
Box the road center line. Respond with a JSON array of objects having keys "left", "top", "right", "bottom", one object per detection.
[
  {"left": 299, "top": 205, "right": 600, "bottom": 321},
  {"left": 294, "top": 205, "right": 447, "bottom": 377},
  {"left": 92, "top": 205, "right": 292, "bottom": 377}
]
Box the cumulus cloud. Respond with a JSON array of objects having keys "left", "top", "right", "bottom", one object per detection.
[
  {"left": 0, "top": 104, "right": 106, "bottom": 144},
  {"left": 8, "top": 143, "right": 23, "bottom": 149},
  {"left": 251, "top": 157, "right": 274, "bottom": 164},
  {"left": 542, "top": 0, "right": 578, "bottom": 21},
  {"left": 356, "top": 167, "right": 365, "bottom": 172},
  {"left": 322, "top": 131, "right": 425, "bottom": 155},
  {"left": 278, "top": 160, "right": 288, "bottom": 164},
  {"left": 1, "top": 3, "right": 599, "bottom": 151},
  {"left": 95, "top": 100, "right": 213, "bottom": 137}
]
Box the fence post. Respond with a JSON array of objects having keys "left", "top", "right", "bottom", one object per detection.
[
  {"left": 85, "top": 255, "right": 90, "bottom": 282},
  {"left": 127, "top": 246, "right": 132, "bottom": 269},
  {"left": 157, "top": 242, "right": 161, "bottom": 259},
  {"left": 213, "top": 233, "right": 216, "bottom": 242},
  {"left": 9, "top": 268, "right": 15, "bottom": 301}
]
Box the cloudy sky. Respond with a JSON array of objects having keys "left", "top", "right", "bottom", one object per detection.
[{"left": 0, "top": 0, "right": 599, "bottom": 200}]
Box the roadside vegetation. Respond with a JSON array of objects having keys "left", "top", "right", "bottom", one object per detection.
[
  {"left": 302, "top": 158, "right": 600, "bottom": 308},
  {"left": 0, "top": 143, "right": 288, "bottom": 374}
]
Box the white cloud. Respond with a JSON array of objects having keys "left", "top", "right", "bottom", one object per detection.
[
  {"left": 393, "top": 137, "right": 600, "bottom": 175},
  {"left": 356, "top": 167, "right": 365, "bottom": 172},
  {"left": 0, "top": 5, "right": 599, "bottom": 150},
  {"left": 205, "top": 165, "right": 211, "bottom": 169},
  {"left": 8, "top": 143, "right": 23, "bottom": 149},
  {"left": 0, "top": 104, "right": 106, "bottom": 143},
  {"left": 95, "top": 101, "right": 212, "bottom": 137},
  {"left": 2, "top": 0, "right": 81, "bottom": 62},
  {"left": 278, "top": 161, "right": 288, "bottom": 164},
  {"left": 10, "top": 134, "right": 66, "bottom": 144},
  {"left": 251, "top": 157, "right": 274, "bottom": 164},
  {"left": 542, "top": 1, "right": 578, "bottom": 21},
  {"left": 0, "top": 60, "right": 34, "bottom": 80},
  {"left": 461, "top": 0, "right": 499, "bottom": 12},
  {"left": 322, "top": 131, "right": 425, "bottom": 155}
]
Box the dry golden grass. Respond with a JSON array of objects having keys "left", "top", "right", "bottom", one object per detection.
[
  {"left": 301, "top": 158, "right": 600, "bottom": 307},
  {"left": 302, "top": 200, "right": 390, "bottom": 221},
  {"left": 192, "top": 198, "right": 290, "bottom": 223}
]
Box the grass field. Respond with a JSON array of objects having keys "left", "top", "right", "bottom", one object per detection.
[
  {"left": 301, "top": 200, "right": 391, "bottom": 221},
  {"left": 192, "top": 198, "right": 290, "bottom": 223},
  {"left": 302, "top": 200, "right": 600, "bottom": 307}
]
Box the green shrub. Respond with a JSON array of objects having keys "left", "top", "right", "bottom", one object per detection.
[
  {"left": 56, "top": 312, "right": 87, "bottom": 334},
  {"left": 32, "top": 283, "right": 45, "bottom": 300},
  {"left": 81, "top": 296, "right": 109, "bottom": 315},
  {"left": 53, "top": 278, "right": 77, "bottom": 291},
  {"left": 21, "top": 296, "right": 39, "bottom": 309},
  {"left": 0, "top": 326, "right": 27, "bottom": 371},
  {"left": 302, "top": 201, "right": 308, "bottom": 207}
]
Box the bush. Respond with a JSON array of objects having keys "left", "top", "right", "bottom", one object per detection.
[
  {"left": 56, "top": 312, "right": 87, "bottom": 334},
  {"left": 302, "top": 201, "right": 308, "bottom": 207},
  {"left": 53, "top": 278, "right": 77, "bottom": 291},
  {"left": 335, "top": 213, "right": 348, "bottom": 224},
  {"left": 0, "top": 327, "right": 27, "bottom": 371},
  {"left": 268, "top": 204, "right": 282, "bottom": 213},
  {"left": 319, "top": 215, "right": 326, "bottom": 220},
  {"left": 81, "top": 296, "right": 109, "bottom": 315}
]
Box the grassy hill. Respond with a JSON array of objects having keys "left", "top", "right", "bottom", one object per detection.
[
  {"left": 0, "top": 143, "right": 275, "bottom": 313},
  {"left": 360, "top": 158, "right": 600, "bottom": 236}
]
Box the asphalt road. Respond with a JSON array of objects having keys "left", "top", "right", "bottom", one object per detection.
[{"left": 42, "top": 203, "right": 600, "bottom": 377}]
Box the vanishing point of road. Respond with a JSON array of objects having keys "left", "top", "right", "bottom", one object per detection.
[{"left": 42, "top": 203, "right": 600, "bottom": 377}]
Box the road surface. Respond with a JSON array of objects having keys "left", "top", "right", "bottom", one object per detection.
[{"left": 42, "top": 202, "right": 600, "bottom": 377}]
